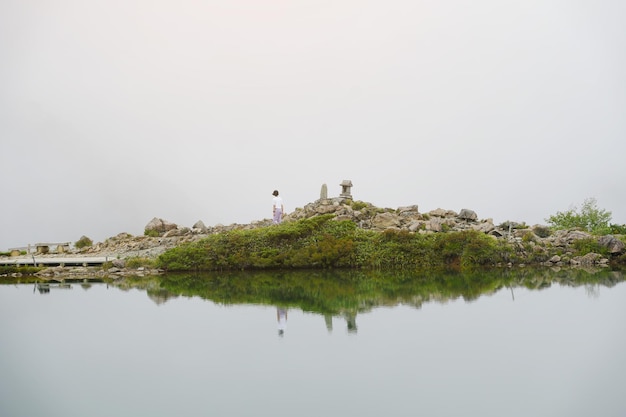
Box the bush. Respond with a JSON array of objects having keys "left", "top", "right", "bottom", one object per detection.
[
  {"left": 350, "top": 200, "right": 369, "bottom": 211},
  {"left": 546, "top": 197, "right": 612, "bottom": 235},
  {"left": 144, "top": 229, "right": 160, "bottom": 237},
  {"left": 75, "top": 236, "right": 93, "bottom": 249},
  {"left": 609, "top": 223, "right": 626, "bottom": 235},
  {"left": 125, "top": 257, "right": 157, "bottom": 269},
  {"left": 572, "top": 238, "right": 609, "bottom": 257}
]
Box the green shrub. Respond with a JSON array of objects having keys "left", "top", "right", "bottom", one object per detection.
[
  {"left": 125, "top": 257, "right": 157, "bottom": 269},
  {"left": 572, "top": 238, "right": 609, "bottom": 257},
  {"left": 75, "top": 236, "right": 93, "bottom": 249},
  {"left": 609, "top": 223, "right": 626, "bottom": 235},
  {"left": 546, "top": 197, "right": 612, "bottom": 235},
  {"left": 144, "top": 229, "right": 160, "bottom": 237},
  {"left": 350, "top": 200, "right": 369, "bottom": 211}
]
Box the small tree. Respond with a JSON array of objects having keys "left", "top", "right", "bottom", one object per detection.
[{"left": 546, "top": 198, "right": 612, "bottom": 235}]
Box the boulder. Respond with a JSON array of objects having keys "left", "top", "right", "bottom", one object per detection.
[
  {"left": 571, "top": 252, "right": 603, "bottom": 266},
  {"left": 458, "top": 209, "right": 478, "bottom": 221},
  {"left": 597, "top": 235, "right": 625, "bottom": 254},
  {"left": 112, "top": 259, "right": 126, "bottom": 268},
  {"left": 428, "top": 217, "right": 443, "bottom": 232},
  {"left": 566, "top": 230, "right": 593, "bottom": 242},
  {"left": 428, "top": 208, "right": 448, "bottom": 218},
  {"left": 371, "top": 212, "right": 400, "bottom": 230},
  {"left": 398, "top": 205, "right": 419, "bottom": 215},
  {"left": 472, "top": 219, "right": 495, "bottom": 233},
  {"left": 549, "top": 255, "right": 561, "bottom": 263},
  {"left": 145, "top": 217, "right": 178, "bottom": 235},
  {"left": 193, "top": 220, "right": 208, "bottom": 233}
]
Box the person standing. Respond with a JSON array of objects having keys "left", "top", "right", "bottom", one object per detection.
[{"left": 272, "top": 190, "right": 284, "bottom": 224}]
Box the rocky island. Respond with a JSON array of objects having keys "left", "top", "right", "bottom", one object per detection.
[{"left": 2, "top": 182, "right": 625, "bottom": 280}]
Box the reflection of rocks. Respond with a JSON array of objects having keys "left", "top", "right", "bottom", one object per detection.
[{"left": 34, "top": 265, "right": 163, "bottom": 280}]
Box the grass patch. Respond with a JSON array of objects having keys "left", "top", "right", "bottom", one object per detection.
[{"left": 157, "top": 216, "right": 508, "bottom": 272}]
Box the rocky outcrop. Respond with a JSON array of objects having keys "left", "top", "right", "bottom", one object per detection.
[
  {"left": 24, "top": 198, "right": 623, "bottom": 267},
  {"left": 144, "top": 217, "right": 178, "bottom": 235}
]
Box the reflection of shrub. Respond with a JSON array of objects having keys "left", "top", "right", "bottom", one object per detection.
[{"left": 75, "top": 236, "right": 93, "bottom": 249}]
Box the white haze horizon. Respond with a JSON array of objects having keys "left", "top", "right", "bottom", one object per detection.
[{"left": 1, "top": 0, "right": 625, "bottom": 251}]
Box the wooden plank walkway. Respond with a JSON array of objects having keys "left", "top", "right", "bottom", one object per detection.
[{"left": 0, "top": 256, "right": 114, "bottom": 267}]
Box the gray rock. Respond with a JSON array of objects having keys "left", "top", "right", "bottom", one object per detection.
[
  {"left": 145, "top": 217, "right": 178, "bottom": 234},
  {"left": 112, "top": 259, "right": 126, "bottom": 268},
  {"left": 193, "top": 220, "right": 208, "bottom": 232},
  {"left": 458, "top": 209, "right": 478, "bottom": 221},
  {"left": 598, "top": 235, "right": 625, "bottom": 254},
  {"left": 371, "top": 212, "right": 400, "bottom": 230}
]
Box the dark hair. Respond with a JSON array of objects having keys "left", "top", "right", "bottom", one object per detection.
[{"left": 272, "top": 190, "right": 279, "bottom": 196}]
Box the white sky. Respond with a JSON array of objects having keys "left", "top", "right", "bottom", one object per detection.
[{"left": 1, "top": 0, "right": 625, "bottom": 250}]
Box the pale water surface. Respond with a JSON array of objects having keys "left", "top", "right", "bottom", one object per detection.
[{"left": 1, "top": 270, "right": 625, "bottom": 417}]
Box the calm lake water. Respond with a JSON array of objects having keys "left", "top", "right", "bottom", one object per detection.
[{"left": 1, "top": 268, "right": 625, "bottom": 417}]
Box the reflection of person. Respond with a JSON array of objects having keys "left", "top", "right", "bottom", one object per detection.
[
  {"left": 344, "top": 311, "right": 358, "bottom": 334},
  {"left": 272, "top": 190, "right": 284, "bottom": 224},
  {"left": 277, "top": 307, "right": 288, "bottom": 336}
]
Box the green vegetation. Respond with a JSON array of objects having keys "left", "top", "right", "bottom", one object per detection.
[
  {"left": 125, "top": 257, "right": 157, "bottom": 269},
  {"left": 546, "top": 197, "right": 612, "bottom": 235},
  {"left": 144, "top": 229, "right": 160, "bottom": 237},
  {"left": 75, "top": 236, "right": 93, "bottom": 249},
  {"left": 156, "top": 215, "right": 510, "bottom": 272},
  {"left": 572, "top": 238, "right": 610, "bottom": 257},
  {"left": 349, "top": 200, "right": 369, "bottom": 211},
  {"left": 609, "top": 223, "right": 626, "bottom": 235}
]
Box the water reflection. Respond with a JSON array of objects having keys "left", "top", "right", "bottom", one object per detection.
[
  {"left": 12, "top": 268, "right": 626, "bottom": 332},
  {"left": 2, "top": 268, "right": 624, "bottom": 417},
  {"left": 110, "top": 267, "right": 626, "bottom": 332},
  {"left": 277, "top": 307, "right": 287, "bottom": 336},
  {"left": 323, "top": 312, "right": 358, "bottom": 334},
  {"left": 33, "top": 282, "right": 72, "bottom": 294}
]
